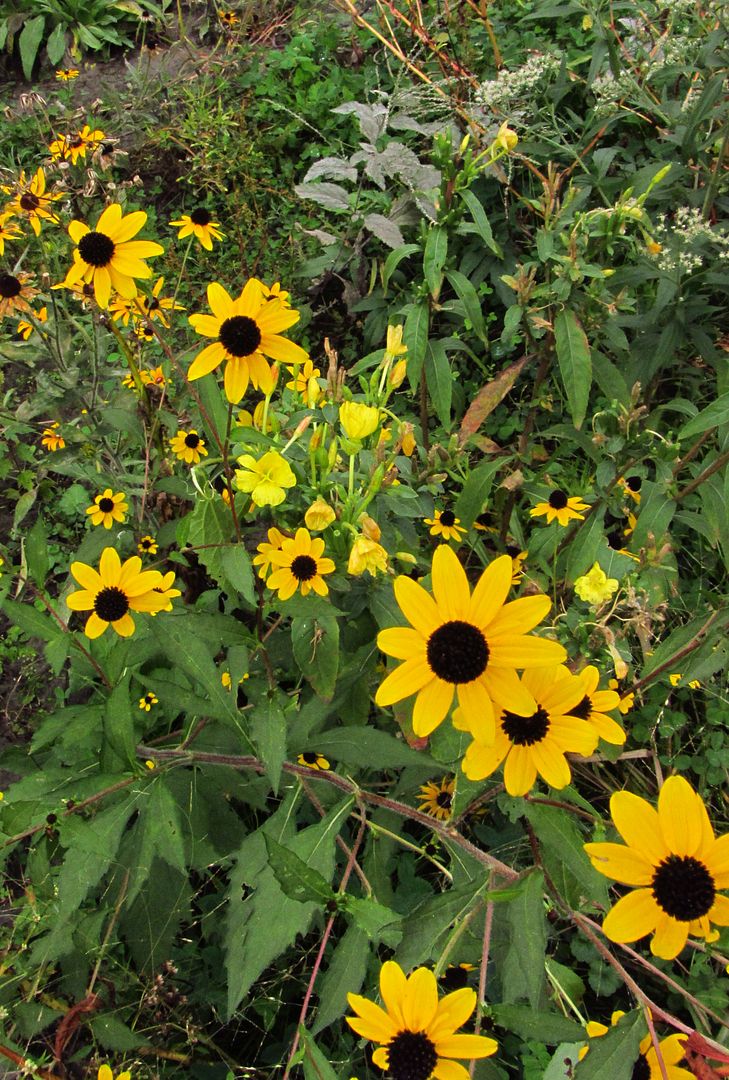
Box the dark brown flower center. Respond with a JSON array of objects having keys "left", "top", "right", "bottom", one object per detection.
[
  {"left": 631, "top": 1054, "right": 651, "bottom": 1080},
  {"left": 291, "top": 554, "right": 317, "bottom": 582},
  {"left": 98, "top": 497, "right": 115, "bottom": 513},
  {"left": 651, "top": 854, "right": 715, "bottom": 921},
  {"left": 20, "top": 192, "right": 40, "bottom": 210},
  {"left": 101, "top": 142, "right": 115, "bottom": 155},
  {"left": 426, "top": 620, "right": 489, "bottom": 683},
  {"left": 387, "top": 1030, "right": 438, "bottom": 1080},
  {"left": 548, "top": 490, "right": 568, "bottom": 510},
  {"left": 147, "top": 297, "right": 160, "bottom": 310},
  {"left": 70, "top": 137, "right": 84, "bottom": 148},
  {"left": 626, "top": 476, "right": 642, "bottom": 492},
  {"left": 184, "top": 433, "right": 200, "bottom": 448},
  {"left": 501, "top": 706, "right": 550, "bottom": 746},
  {"left": 301, "top": 752, "right": 318, "bottom": 765},
  {"left": 141, "top": 538, "right": 154, "bottom": 549},
  {"left": 570, "top": 694, "right": 592, "bottom": 720},
  {"left": 439, "top": 510, "right": 456, "bottom": 527},
  {"left": 78, "top": 230, "right": 115, "bottom": 267},
  {"left": 435, "top": 790, "right": 452, "bottom": 810},
  {"left": 439, "top": 965, "right": 469, "bottom": 991},
  {"left": 190, "top": 207, "right": 212, "bottom": 225},
  {"left": 607, "top": 530, "right": 624, "bottom": 551},
  {"left": 94, "top": 586, "right": 130, "bottom": 622},
  {"left": 219, "top": 315, "right": 262, "bottom": 357},
  {"left": 0, "top": 274, "right": 22, "bottom": 298}
]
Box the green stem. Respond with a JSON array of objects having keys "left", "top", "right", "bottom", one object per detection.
[
  {"left": 171, "top": 235, "right": 194, "bottom": 309},
  {"left": 348, "top": 451, "right": 356, "bottom": 496}
]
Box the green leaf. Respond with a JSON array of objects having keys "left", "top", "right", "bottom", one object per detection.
[
  {"left": 425, "top": 339, "right": 452, "bottom": 429},
  {"left": 220, "top": 544, "right": 256, "bottom": 606},
  {"left": 88, "top": 1014, "right": 150, "bottom": 1051},
  {"left": 104, "top": 675, "right": 138, "bottom": 768},
  {"left": 423, "top": 225, "right": 448, "bottom": 299},
  {"left": 313, "top": 727, "right": 441, "bottom": 770},
  {"left": 25, "top": 515, "right": 48, "bottom": 587},
  {"left": 554, "top": 309, "right": 592, "bottom": 430},
  {"left": 251, "top": 695, "right": 287, "bottom": 794},
  {"left": 525, "top": 803, "right": 608, "bottom": 909},
  {"left": 629, "top": 484, "right": 675, "bottom": 549},
  {"left": 564, "top": 510, "right": 605, "bottom": 582},
  {"left": 460, "top": 190, "right": 503, "bottom": 257},
  {"left": 445, "top": 269, "right": 487, "bottom": 342},
  {"left": 19, "top": 14, "right": 44, "bottom": 80},
  {"left": 502, "top": 870, "right": 547, "bottom": 1009},
  {"left": 154, "top": 615, "right": 244, "bottom": 732},
  {"left": 572, "top": 1010, "right": 644, "bottom": 1079},
  {"left": 126, "top": 779, "right": 187, "bottom": 905},
  {"left": 184, "top": 497, "right": 238, "bottom": 593},
  {"left": 405, "top": 301, "right": 430, "bottom": 389},
  {"left": 312, "top": 925, "right": 369, "bottom": 1034},
  {"left": 12, "top": 488, "right": 38, "bottom": 534},
  {"left": 678, "top": 390, "right": 729, "bottom": 440},
  {"left": 265, "top": 835, "right": 335, "bottom": 904},
  {"left": 56, "top": 798, "right": 138, "bottom": 919},
  {"left": 396, "top": 882, "right": 484, "bottom": 970},
  {"left": 0, "top": 598, "right": 62, "bottom": 644},
  {"left": 455, "top": 459, "right": 503, "bottom": 528},
  {"left": 292, "top": 614, "right": 340, "bottom": 699},
  {"left": 344, "top": 897, "right": 402, "bottom": 945},
  {"left": 45, "top": 22, "right": 66, "bottom": 64},
  {"left": 382, "top": 243, "right": 420, "bottom": 293},
  {"left": 491, "top": 1005, "right": 585, "bottom": 1044},
  {"left": 299, "top": 1029, "right": 339, "bottom": 1080}
]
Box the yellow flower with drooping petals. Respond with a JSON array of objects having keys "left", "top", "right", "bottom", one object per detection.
[
  {"left": 305, "top": 497, "right": 336, "bottom": 531},
  {"left": 348, "top": 535, "right": 388, "bottom": 577}
]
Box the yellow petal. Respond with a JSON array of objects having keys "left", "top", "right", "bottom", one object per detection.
[
  {"left": 412, "top": 677, "right": 455, "bottom": 736},
  {"left": 503, "top": 745, "right": 537, "bottom": 796},
  {"left": 433, "top": 1061, "right": 471, "bottom": 1080},
  {"left": 345, "top": 995, "right": 396, "bottom": 1043},
  {"left": 429, "top": 987, "right": 477, "bottom": 1041},
  {"left": 379, "top": 960, "right": 407, "bottom": 1028},
  {"left": 487, "top": 593, "right": 551, "bottom": 636},
  {"left": 462, "top": 738, "right": 509, "bottom": 782},
  {"left": 488, "top": 634, "right": 566, "bottom": 668},
  {"left": 583, "top": 843, "right": 654, "bottom": 886},
  {"left": 402, "top": 967, "right": 438, "bottom": 1031},
  {"left": 188, "top": 341, "right": 225, "bottom": 380},
  {"left": 650, "top": 913, "right": 689, "bottom": 960},
  {"left": 393, "top": 575, "right": 440, "bottom": 636},
  {"left": 483, "top": 668, "right": 535, "bottom": 714},
  {"left": 207, "top": 281, "right": 233, "bottom": 320},
  {"left": 468, "top": 555, "right": 512, "bottom": 628},
  {"left": 658, "top": 775, "right": 714, "bottom": 858},
  {"left": 431, "top": 544, "right": 471, "bottom": 620},
  {"left": 224, "top": 356, "right": 250, "bottom": 403},
  {"left": 99, "top": 547, "right": 121, "bottom": 584},
  {"left": 708, "top": 835, "right": 729, "bottom": 888},
  {"left": 84, "top": 612, "right": 108, "bottom": 638},
  {"left": 456, "top": 679, "right": 494, "bottom": 742},
  {"left": 530, "top": 739, "right": 572, "bottom": 790},
  {"left": 610, "top": 791, "right": 667, "bottom": 866},
  {"left": 375, "top": 657, "right": 434, "bottom": 707},
  {"left": 434, "top": 1034, "right": 498, "bottom": 1060},
  {"left": 602, "top": 889, "right": 660, "bottom": 943}
]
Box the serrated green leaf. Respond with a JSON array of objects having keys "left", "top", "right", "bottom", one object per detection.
[
  {"left": 554, "top": 309, "right": 592, "bottom": 430},
  {"left": 57, "top": 798, "right": 138, "bottom": 918},
  {"left": 525, "top": 804, "right": 607, "bottom": 909},
  {"left": 313, "top": 727, "right": 441, "bottom": 770},
  {"left": 292, "top": 614, "right": 339, "bottom": 699},
  {"left": 265, "top": 835, "right": 335, "bottom": 904},
  {"left": 299, "top": 1028, "right": 339, "bottom": 1080},
  {"left": 88, "top": 1014, "right": 150, "bottom": 1051},
  {"left": 312, "top": 925, "right": 369, "bottom": 1034},
  {"left": 396, "top": 882, "right": 484, "bottom": 970},
  {"left": 0, "top": 597, "right": 62, "bottom": 643},
  {"left": 678, "top": 390, "right": 729, "bottom": 440},
  {"left": 423, "top": 226, "right": 448, "bottom": 299},
  {"left": 491, "top": 1004, "right": 585, "bottom": 1044},
  {"left": 455, "top": 459, "right": 502, "bottom": 528},
  {"left": 572, "top": 1009, "right": 644, "bottom": 1079},
  {"left": 104, "top": 675, "right": 137, "bottom": 768},
  {"left": 126, "top": 779, "right": 187, "bottom": 905},
  {"left": 344, "top": 897, "right": 402, "bottom": 945},
  {"left": 251, "top": 695, "right": 287, "bottom": 794},
  {"left": 502, "top": 869, "right": 547, "bottom": 1009},
  {"left": 154, "top": 615, "right": 244, "bottom": 733},
  {"left": 220, "top": 543, "right": 256, "bottom": 606}
]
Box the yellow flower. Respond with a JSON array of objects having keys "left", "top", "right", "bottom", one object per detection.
[
  {"left": 260, "top": 280, "right": 291, "bottom": 306},
  {"left": 646, "top": 240, "right": 662, "bottom": 255},
  {"left": 569, "top": 666, "right": 625, "bottom": 744},
  {"left": 67, "top": 547, "right": 167, "bottom": 638},
  {"left": 234, "top": 450, "right": 296, "bottom": 507},
  {"left": 574, "top": 562, "right": 619, "bottom": 606},
  {"left": 170, "top": 429, "right": 208, "bottom": 464},
  {"left": 86, "top": 488, "right": 128, "bottom": 529},
  {"left": 16, "top": 305, "right": 47, "bottom": 340},
  {"left": 41, "top": 422, "right": 65, "bottom": 452},
  {"left": 339, "top": 400, "right": 380, "bottom": 441},
  {"left": 424, "top": 509, "right": 466, "bottom": 543},
  {"left": 619, "top": 475, "right": 643, "bottom": 504},
  {"left": 416, "top": 777, "right": 454, "bottom": 821},
  {"left": 495, "top": 121, "right": 518, "bottom": 152},
  {"left": 3, "top": 168, "right": 61, "bottom": 236},
  {"left": 219, "top": 9, "right": 239, "bottom": 27},
  {"left": 149, "top": 570, "right": 180, "bottom": 613},
  {"left": 579, "top": 1013, "right": 689, "bottom": 1078},
  {"left": 285, "top": 357, "right": 321, "bottom": 396},
  {"left": 346, "top": 960, "right": 497, "bottom": 1076},
  {"left": 385, "top": 323, "right": 408, "bottom": 359},
  {"left": 376, "top": 545, "right": 566, "bottom": 739},
  {"left": 401, "top": 427, "right": 416, "bottom": 457},
  {"left": 98, "top": 1066, "right": 131, "bottom": 1080},
  {"left": 267, "top": 528, "right": 335, "bottom": 600},
  {"left": 608, "top": 679, "right": 635, "bottom": 714},
  {"left": 134, "top": 276, "right": 185, "bottom": 327},
  {"left": 139, "top": 691, "right": 158, "bottom": 711},
  {"left": 530, "top": 489, "right": 589, "bottom": 527},
  {"left": 61, "top": 204, "right": 164, "bottom": 309},
  {"left": 297, "top": 751, "right": 330, "bottom": 771},
  {"left": 348, "top": 535, "right": 388, "bottom": 577},
  {"left": 360, "top": 514, "right": 381, "bottom": 541},
  {"left": 507, "top": 547, "right": 527, "bottom": 585},
  {"left": 305, "top": 497, "right": 336, "bottom": 531},
  {"left": 137, "top": 535, "right": 158, "bottom": 555},
  {"left": 389, "top": 359, "right": 408, "bottom": 388},
  {"left": 169, "top": 208, "right": 224, "bottom": 250},
  {"left": 0, "top": 272, "right": 37, "bottom": 318},
  {"left": 459, "top": 666, "right": 598, "bottom": 795},
  {"left": 188, "top": 280, "right": 307, "bottom": 404},
  {"left": 253, "top": 526, "right": 287, "bottom": 580},
  {"left": 56, "top": 68, "right": 79, "bottom": 80},
  {"left": 49, "top": 125, "right": 104, "bottom": 165},
  {"left": 585, "top": 775, "right": 729, "bottom": 959},
  {"left": 669, "top": 674, "right": 701, "bottom": 690},
  {"left": 0, "top": 212, "right": 22, "bottom": 256}
]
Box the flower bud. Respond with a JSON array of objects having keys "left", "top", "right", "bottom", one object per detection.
[{"left": 305, "top": 497, "right": 336, "bottom": 532}]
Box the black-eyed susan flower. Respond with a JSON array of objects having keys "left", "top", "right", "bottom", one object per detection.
[
  {"left": 134, "top": 323, "right": 156, "bottom": 343},
  {"left": 297, "top": 751, "right": 330, "bottom": 771},
  {"left": 136, "top": 276, "right": 185, "bottom": 327},
  {"left": 585, "top": 775, "right": 729, "bottom": 959},
  {"left": 669, "top": 673, "right": 701, "bottom": 690},
  {"left": 416, "top": 777, "right": 454, "bottom": 821},
  {"left": 67, "top": 547, "right": 167, "bottom": 638},
  {"left": 3, "top": 168, "right": 61, "bottom": 235},
  {"left": 375, "top": 545, "right": 566, "bottom": 740},
  {"left": 348, "top": 535, "right": 388, "bottom": 577},
  {"left": 424, "top": 509, "right": 466, "bottom": 543},
  {"left": 459, "top": 665, "right": 598, "bottom": 795},
  {"left": 506, "top": 546, "right": 527, "bottom": 585},
  {"left": 61, "top": 203, "right": 164, "bottom": 309},
  {"left": 49, "top": 125, "right": 105, "bottom": 165},
  {"left": 346, "top": 959, "right": 497, "bottom": 1079},
  {"left": 305, "top": 497, "right": 336, "bottom": 532},
  {"left": 267, "top": 527, "right": 335, "bottom": 601},
  {"left": 569, "top": 666, "right": 625, "bottom": 745},
  {"left": 285, "top": 358, "right": 321, "bottom": 395},
  {"left": 219, "top": 9, "right": 239, "bottom": 26},
  {"left": 137, "top": 535, "right": 158, "bottom": 555},
  {"left": 530, "top": 489, "right": 589, "bottom": 527},
  {"left": 438, "top": 963, "right": 476, "bottom": 992},
  {"left": 16, "top": 305, "right": 47, "bottom": 340},
  {"left": 169, "top": 208, "right": 224, "bottom": 250},
  {"left": 261, "top": 280, "right": 290, "bottom": 306},
  {"left": 86, "top": 488, "right": 128, "bottom": 529},
  {"left": 0, "top": 213, "right": 22, "bottom": 255},
  {"left": 573, "top": 562, "right": 619, "bottom": 606},
  {"left": 56, "top": 68, "right": 79, "bottom": 80},
  {"left": 339, "top": 400, "right": 380, "bottom": 441},
  {"left": 579, "top": 1012, "right": 689, "bottom": 1078},
  {"left": 41, "top": 422, "right": 65, "bottom": 451},
  {"left": 98, "top": 1066, "right": 130, "bottom": 1080},
  {"left": 144, "top": 366, "right": 168, "bottom": 387},
  {"left": 234, "top": 449, "right": 296, "bottom": 508},
  {"left": 0, "top": 272, "right": 37, "bottom": 318},
  {"left": 253, "top": 527, "right": 286, "bottom": 579},
  {"left": 188, "top": 281, "right": 306, "bottom": 404},
  {"left": 170, "top": 429, "right": 208, "bottom": 464},
  {"left": 149, "top": 570, "right": 181, "bottom": 612},
  {"left": 139, "top": 691, "right": 158, "bottom": 711},
  {"left": 619, "top": 475, "right": 643, "bottom": 504}
]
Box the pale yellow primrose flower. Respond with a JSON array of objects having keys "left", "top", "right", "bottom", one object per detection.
[
  {"left": 574, "top": 562, "right": 619, "bottom": 606},
  {"left": 305, "top": 497, "right": 336, "bottom": 531},
  {"left": 339, "top": 401, "right": 380, "bottom": 441},
  {"left": 348, "top": 535, "right": 388, "bottom": 576},
  {"left": 234, "top": 450, "right": 296, "bottom": 507}
]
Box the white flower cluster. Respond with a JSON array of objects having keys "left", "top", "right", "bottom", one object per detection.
[
  {"left": 474, "top": 53, "right": 560, "bottom": 113},
  {"left": 650, "top": 206, "right": 729, "bottom": 273}
]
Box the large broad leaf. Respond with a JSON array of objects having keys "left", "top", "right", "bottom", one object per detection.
[
  {"left": 19, "top": 14, "right": 44, "bottom": 80},
  {"left": 251, "top": 694, "right": 287, "bottom": 794},
  {"left": 445, "top": 268, "right": 487, "bottom": 341},
  {"left": 404, "top": 301, "right": 430, "bottom": 389},
  {"left": 25, "top": 515, "right": 48, "bottom": 587},
  {"left": 265, "top": 835, "right": 336, "bottom": 904},
  {"left": 294, "top": 181, "right": 351, "bottom": 211},
  {"left": 678, "top": 390, "right": 729, "bottom": 440},
  {"left": 313, "top": 727, "right": 441, "bottom": 770},
  {"left": 572, "top": 1010, "right": 645, "bottom": 1079},
  {"left": 125, "top": 778, "right": 187, "bottom": 905},
  {"left": 455, "top": 459, "right": 504, "bottom": 528},
  {"left": 292, "top": 614, "right": 339, "bottom": 700},
  {"left": 459, "top": 189, "right": 503, "bottom": 257},
  {"left": 382, "top": 243, "right": 420, "bottom": 292},
  {"left": 312, "top": 925, "right": 369, "bottom": 1034},
  {"left": 554, "top": 309, "right": 592, "bottom": 430},
  {"left": 56, "top": 797, "right": 139, "bottom": 919},
  {"left": 501, "top": 870, "right": 547, "bottom": 1009},
  {"left": 396, "top": 881, "right": 485, "bottom": 970},
  {"left": 104, "top": 675, "right": 138, "bottom": 769},
  {"left": 299, "top": 1029, "right": 340, "bottom": 1080},
  {"left": 492, "top": 1005, "right": 585, "bottom": 1045},
  {"left": 524, "top": 802, "right": 608, "bottom": 908},
  {"left": 364, "top": 212, "right": 404, "bottom": 249},
  {"left": 154, "top": 615, "right": 244, "bottom": 732}
]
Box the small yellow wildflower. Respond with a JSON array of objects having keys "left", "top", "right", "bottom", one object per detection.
[
  {"left": 574, "top": 562, "right": 619, "bottom": 606},
  {"left": 139, "top": 691, "right": 158, "bottom": 711},
  {"left": 234, "top": 450, "right": 296, "bottom": 508}
]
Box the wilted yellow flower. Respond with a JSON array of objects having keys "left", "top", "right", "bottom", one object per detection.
[
  {"left": 574, "top": 562, "right": 619, "bottom": 606},
  {"left": 305, "top": 497, "right": 336, "bottom": 531},
  {"left": 234, "top": 450, "right": 296, "bottom": 507},
  {"left": 385, "top": 324, "right": 408, "bottom": 358},
  {"left": 348, "top": 535, "right": 388, "bottom": 577},
  {"left": 495, "top": 122, "right": 518, "bottom": 152},
  {"left": 339, "top": 401, "right": 380, "bottom": 441},
  {"left": 389, "top": 359, "right": 408, "bottom": 388},
  {"left": 359, "top": 514, "right": 381, "bottom": 541}
]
